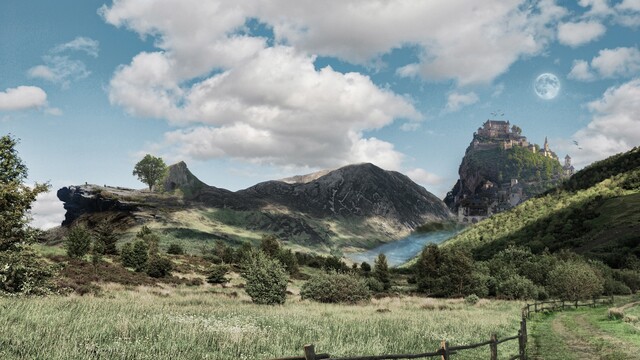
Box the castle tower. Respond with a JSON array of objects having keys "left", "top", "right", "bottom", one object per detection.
[
  {"left": 563, "top": 154, "right": 575, "bottom": 177},
  {"left": 544, "top": 136, "right": 549, "bottom": 152},
  {"left": 564, "top": 154, "right": 571, "bottom": 167}
]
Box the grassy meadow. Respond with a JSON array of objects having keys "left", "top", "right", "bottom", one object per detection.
[{"left": 0, "top": 282, "right": 524, "bottom": 360}]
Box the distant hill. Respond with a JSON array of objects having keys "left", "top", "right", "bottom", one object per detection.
[
  {"left": 444, "top": 146, "right": 640, "bottom": 268},
  {"left": 444, "top": 120, "right": 567, "bottom": 223},
  {"left": 56, "top": 162, "right": 452, "bottom": 253}
]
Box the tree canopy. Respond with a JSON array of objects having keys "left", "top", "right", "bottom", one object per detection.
[{"left": 132, "top": 154, "right": 167, "bottom": 191}]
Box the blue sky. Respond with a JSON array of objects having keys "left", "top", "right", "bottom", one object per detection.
[{"left": 1, "top": 0, "right": 639, "bottom": 229}]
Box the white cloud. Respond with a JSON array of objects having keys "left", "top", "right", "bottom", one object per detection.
[
  {"left": 578, "top": 0, "right": 640, "bottom": 27},
  {"left": 150, "top": 46, "right": 419, "bottom": 169},
  {"left": 400, "top": 122, "right": 421, "bottom": 132},
  {"left": 102, "top": 0, "right": 567, "bottom": 87},
  {"left": 30, "top": 190, "right": 65, "bottom": 230},
  {"left": 53, "top": 36, "right": 100, "bottom": 57},
  {"left": 406, "top": 168, "right": 444, "bottom": 187},
  {"left": 45, "top": 107, "right": 63, "bottom": 116},
  {"left": 28, "top": 37, "right": 99, "bottom": 87},
  {"left": 557, "top": 21, "right": 606, "bottom": 47},
  {"left": 568, "top": 59, "right": 596, "bottom": 81},
  {"left": 0, "top": 86, "right": 47, "bottom": 111},
  {"left": 561, "top": 79, "right": 640, "bottom": 168},
  {"left": 568, "top": 47, "right": 640, "bottom": 81},
  {"left": 445, "top": 91, "right": 479, "bottom": 112}
]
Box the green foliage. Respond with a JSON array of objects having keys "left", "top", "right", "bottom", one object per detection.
[
  {"left": 547, "top": 260, "right": 604, "bottom": 301},
  {"left": 120, "top": 240, "right": 149, "bottom": 272},
  {"left": 0, "top": 250, "right": 54, "bottom": 295},
  {"left": 145, "top": 256, "right": 173, "bottom": 278},
  {"left": 132, "top": 154, "right": 167, "bottom": 191},
  {"left": 64, "top": 226, "right": 92, "bottom": 259},
  {"left": 360, "top": 261, "right": 371, "bottom": 272},
  {"left": 495, "top": 274, "right": 539, "bottom": 300},
  {"left": 0, "top": 135, "right": 49, "bottom": 252},
  {"left": 300, "top": 272, "right": 371, "bottom": 303},
  {"left": 93, "top": 221, "right": 118, "bottom": 255},
  {"left": 206, "top": 264, "right": 230, "bottom": 285},
  {"left": 464, "top": 294, "right": 480, "bottom": 305},
  {"left": 167, "top": 243, "right": 184, "bottom": 255},
  {"left": 560, "top": 146, "right": 640, "bottom": 192},
  {"left": 260, "top": 234, "right": 281, "bottom": 258},
  {"left": 415, "top": 244, "right": 477, "bottom": 297},
  {"left": 373, "top": 253, "right": 391, "bottom": 290},
  {"left": 242, "top": 251, "right": 288, "bottom": 305}
]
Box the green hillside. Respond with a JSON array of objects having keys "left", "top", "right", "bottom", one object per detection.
[{"left": 445, "top": 147, "right": 640, "bottom": 268}]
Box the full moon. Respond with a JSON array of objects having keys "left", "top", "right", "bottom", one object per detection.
[{"left": 534, "top": 73, "right": 560, "bottom": 100}]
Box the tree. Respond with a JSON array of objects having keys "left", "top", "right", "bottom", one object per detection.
[
  {"left": 0, "top": 135, "right": 52, "bottom": 295},
  {"left": 65, "top": 226, "right": 92, "bottom": 259},
  {"left": 242, "top": 251, "right": 288, "bottom": 305},
  {"left": 132, "top": 154, "right": 167, "bottom": 191},
  {"left": 547, "top": 260, "right": 604, "bottom": 301},
  {"left": 373, "top": 253, "right": 391, "bottom": 290},
  {"left": 0, "top": 135, "right": 49, "bottom": 252},
  {"left": 93, "top": 220, "right": 118, "bottom": 255}
]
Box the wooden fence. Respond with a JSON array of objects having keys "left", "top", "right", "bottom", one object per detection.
[{"left": 271, "top": 296, "right": 614, "bottom": 360}]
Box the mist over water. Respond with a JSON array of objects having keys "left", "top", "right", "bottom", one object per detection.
[{"left": 347, "top": 229, "right": 461, "bottom": 267}]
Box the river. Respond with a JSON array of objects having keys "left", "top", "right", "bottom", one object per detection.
[{"left": 346, "top": 229, "right": 461, "bottom": 267}]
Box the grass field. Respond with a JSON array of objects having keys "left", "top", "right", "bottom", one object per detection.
[{"left": 0, "top": 283, "right": 524, "bottom": 360}]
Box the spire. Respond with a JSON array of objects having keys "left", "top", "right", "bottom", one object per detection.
[{"left": 544, "top": 136, "right": 549, "bottom": 152}]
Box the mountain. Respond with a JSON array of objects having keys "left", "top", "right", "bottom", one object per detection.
[
  {"left": 56, "top": 162, "right": 453, "bottom": 252},
  {"left": 444, "top": 120, "right": 567, "bottom": 223},
  {"left": 444, "top": 146, "right": 640, "bottom": 268}
]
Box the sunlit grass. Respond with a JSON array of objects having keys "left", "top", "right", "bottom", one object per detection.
[{"left": 0, "top": 285, "right": 523, "bottom": 360}]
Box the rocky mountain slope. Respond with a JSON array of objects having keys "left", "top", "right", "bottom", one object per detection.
[
  {"left": 56, "top": 162, "right": 452, "bottom": 252},
  {"left": 445, "top": 147, "right": 640, "bottom": 267}
]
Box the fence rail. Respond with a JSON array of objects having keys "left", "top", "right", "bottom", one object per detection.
[{"left": 271, "top": 296, "right": 614, "bottom": 360}]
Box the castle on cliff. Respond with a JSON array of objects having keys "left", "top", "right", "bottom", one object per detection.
[{"left": 453, "top": 120, "right": 574, "bottom": 224}]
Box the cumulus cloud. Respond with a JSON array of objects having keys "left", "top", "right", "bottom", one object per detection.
[
  {"left": 0, "top": 86, "right": 47, "bottom": 111},
  {"left": 406, "top": 168, "right": 444, "bottom": 187},
  {"left": 445, "top": 91, "right": 479, "bottom": 113},
  {"left": 568, "top": 47, "right": 640, "bottom": 81},
  {"left": 560, "top": 79, "right": 640, "bottom": 168},
  {"left": 30, "top": 190, "right": 65, "bottom": 230},
  {"left": 578, "top": 0, "right": 640, "bottom": 27},
  {"left": 28, "top": 37, "right": 99, "bottom": 87},
  {"left": 557, "top": 21, "right": 606, "bottom": 47}
]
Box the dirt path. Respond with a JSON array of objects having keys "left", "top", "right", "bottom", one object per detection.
[
  {"left": 548, "top": 313, "right": 598, "bottom": 360},
  {"left": 573, "top": 313, "right": 640, "bottom": 359}
]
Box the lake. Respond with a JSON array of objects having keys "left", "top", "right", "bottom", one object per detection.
[{"left": 347, "top": 229, "right": 461, "bottom": 267}]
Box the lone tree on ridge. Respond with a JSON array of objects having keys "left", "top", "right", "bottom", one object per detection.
[{"left": 133, "top": 154, "right": 167, "bottom": 191}]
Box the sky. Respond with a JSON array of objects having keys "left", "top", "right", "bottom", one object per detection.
[{"left": 1, "top": 0, "right": 639, "bottom": 229}]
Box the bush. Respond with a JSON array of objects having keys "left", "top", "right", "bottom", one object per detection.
[
  {"left": 146, "top": 256, "right": 173, "bottom": 278},
  {"left": 64, "top": 226, "right": 92, "bottom": 259},
  {"left": 0, "top": 250, "right": 55, "bottom": 295},
  {"left": 93, "top": 221, "right": 118, "bottom": 255},
  {"left": 366, "top": 277, "right": 385, "bottom": 293},
  {"left": 496, "top": 274, "right": 538, "bottom": 300},
  {"left": 548, "top": 260, "right": 604, "bottom": 300},
  {"left": 120, "top": 240, "right": 149, "bottom": 272},
  {"left": 242, "top": 251, "right": 288, "bottom": 305},
  {"left": 207, "top": 264, "right": 230, "bottom": 285},
  {"left": 465, "top": 294, "right": 480, "bottom": 305},
  {"left": 300, "top": 272, "right": 371, "bottom": 303},
  {"left": 374, "top": 253, "right": 391, "bottom": 290},
  {"left": 167, "top": 243, "right": 184, "bottom": 255}
]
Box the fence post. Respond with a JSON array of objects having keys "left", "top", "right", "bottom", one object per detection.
[
  {"left": 490, "top": 333, "right": 498, "bottom": 360},
  {"left": 518, "top": 330, "right": 526, "bottom": 360},
  {"left": 440, "top": 340, "right": 450, "bottom": 360},
  {"left": 304, "top": 344, "right": 316, "bottom": 360},
  {"left": 534, "top": 301, "right": 538, "bottom": 313},
  {"left": 575, "top": 300, "right": 578, "bottom": 309}
]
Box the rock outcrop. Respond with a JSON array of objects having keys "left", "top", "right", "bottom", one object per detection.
[{"left": 56, "top": 185, "right": 138, "bottom": 226}]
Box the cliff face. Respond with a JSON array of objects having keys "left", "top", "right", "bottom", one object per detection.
[
  {"left": 56, "top": 186, "right": 139, "bottom": 226},
  {"left": 445, "top": 121, "right": 565, "bottom": 216}
]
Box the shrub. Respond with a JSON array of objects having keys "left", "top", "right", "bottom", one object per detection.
[
  {"left": 0, "top": 250, "right": 55, "bottom": 295},
  {"left": 242, "top": 251, "right": 288, "bottom": 305},
  {"left": 496, "top": 274, "right": 538, "bottom": 300},
  {"left": 120, "top": 240, "right": 149, "bottom": 272},
  {"left": 207, "top": 264, "right": 230, "bottom": 285},
  {"left": 360, "top": 261, "right": 372, "bottom": 273},
  {"left": 300, "top": 272, "right": 371, "bottom": 304},
  {"left": 146, "top": 256, "right": 173, "bottom": 278},
  {"left": 167, "top": 243, "right": 184, "bottom": 255},
  {"left": 548, "top": 260, "right": 604, "bottom": 300},
  {"left": 64, "top": 226, "right": 92, "bottom": 259},
  {"left": 366, "top": 277, "right": 385, "bottom": 293},
  {"left": 93, "top": 221, "right": 118, "bottom": 255},
  {"left": 465, "top": 294, "right": 480, "bottom": 305},
  {"left": 374, "top": 253, "right": 391, "bottom": 290}
]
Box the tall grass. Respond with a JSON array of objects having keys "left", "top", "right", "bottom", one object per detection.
[{"left": 0, "top": 285, "right": 522, "bottom": 360}]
